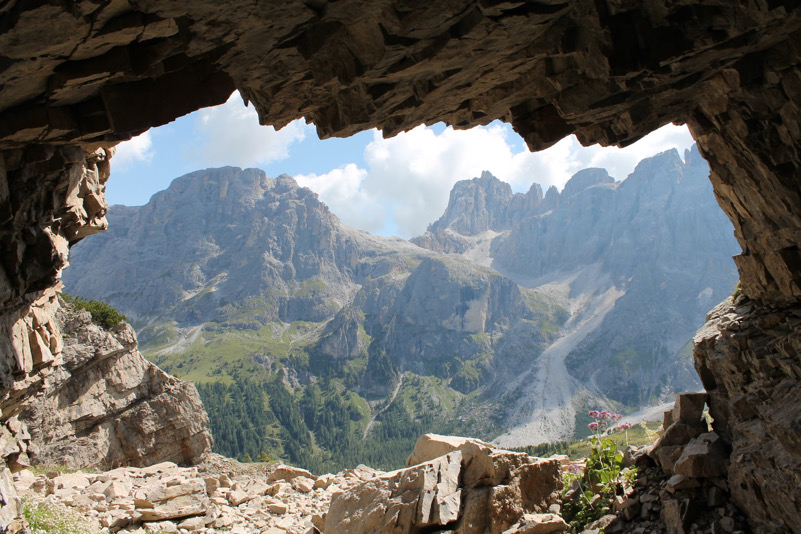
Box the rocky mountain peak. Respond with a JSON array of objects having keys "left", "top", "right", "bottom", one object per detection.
[
  {"left": 427, "top": 171, "right": 514, "bottom": 236},
  {"left": 560, "top": 168, "right": 615, "bottom": 199},
  {"left": 541, "top": 185, "right": 560, "bottom": 212}
]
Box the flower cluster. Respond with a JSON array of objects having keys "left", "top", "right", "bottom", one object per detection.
[{"left": 587, "top": 410, "right": 630, "bottom": 434}]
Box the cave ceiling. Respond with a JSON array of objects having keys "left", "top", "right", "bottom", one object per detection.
[{"left": 0, "top": 1, "right": 795, "bottom": 151}]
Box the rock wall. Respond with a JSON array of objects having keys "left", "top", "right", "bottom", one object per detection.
[
  {"left": 1, "top": 1, "right": 801, "bottom": 532},
  {"left": 694, "top": 298, "right": 801, "bottom": 533},
  {"left": 0, "top": 415, "right": 31, "bottom": 532},
  {"left": 15, "top": 297, "right": 213, "bottom": 470}
]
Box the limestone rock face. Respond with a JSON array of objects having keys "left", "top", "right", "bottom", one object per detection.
[
  {"left": 414, "top": 149, "right": 740, "bottom": 408},
  {"left": 406, "top": 433, "right": 495, "bottom": 467},
  {"left": 693, "top": 297, "right": 801, "bottom": 532},
  {"left": 325, "top": 442, "right": 561, "bottom": 534},
  {"left": 15, "top": 298, "right": 212, "bottom": 470}
]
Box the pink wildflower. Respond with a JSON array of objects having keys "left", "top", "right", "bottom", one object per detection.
[
  {"left": 588, "top": 422, "right": 599, "bottom": 431},
  {"left": 618, "top": 423, "right": 631, "bottom": 430},
  {"left": 600, "top": 410, "right": 612, "bottom": 419},
  {"left": 588, "top": 410, "right": 600, "bottom": 418},
  {"left": 566, "top": 463, "right": 584, "bottom": 474},
  {"left": 613, "top": 413, "right": 623, "bottom": 421}
]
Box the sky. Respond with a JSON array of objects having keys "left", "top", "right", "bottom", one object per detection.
[{"left": 110, "top": 91, "right": 696, "bottom": 238}]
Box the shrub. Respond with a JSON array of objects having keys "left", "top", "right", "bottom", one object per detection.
[{"left": 62, "top": 293, "right": 127, "bottom": 329}]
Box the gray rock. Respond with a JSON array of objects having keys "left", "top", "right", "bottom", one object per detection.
[
  {"left": 16, "top": 299, "right": 212, "bottom": 469},
  {"left": 673, "top": 433, "right": 729, "bottom": 479}
]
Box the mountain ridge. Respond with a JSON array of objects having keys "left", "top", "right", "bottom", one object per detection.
[{"left": 62, "top": 147, "right": 739, "bottom": 467}]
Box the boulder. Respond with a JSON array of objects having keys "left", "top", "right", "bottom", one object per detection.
[
  {"left": 267, "top": 465, "right": 316, "bottom": 483},
  {"left": 326, "top": 451, "right": 463, "bottom": 534},
  {"left": 673, "top": 433, "right": 729, "bottom": 479},
  {"left": 133, "top": 478, "right": 209, "bottom": 522},
  {"left": 649, "top": 422, "right": 705, "bottom": 474},
  {"left": 671, "top": 393, "right": 708, "bottom": 428},
  {"left": 407, "top": 434, "right": 495, "bottom": 466},
  {"left": 326, "top": 439, "right": 561, "bottom": 534}
]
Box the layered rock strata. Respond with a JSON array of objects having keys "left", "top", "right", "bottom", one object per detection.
[
  {"left": 693, "top": 298, "right": 801, "bottom": 533},
  {"left": 15, "top": 297, "right": 212, "bottom": 470}
]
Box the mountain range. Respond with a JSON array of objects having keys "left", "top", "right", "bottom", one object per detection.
[{"left": 62, "top": 145, "right": 740, "bottom": 470}]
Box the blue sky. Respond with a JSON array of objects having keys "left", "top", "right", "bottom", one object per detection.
[{"left": 110, "top": 91, "right": 696, "bottom": 238}]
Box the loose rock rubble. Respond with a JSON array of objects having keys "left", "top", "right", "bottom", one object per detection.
[
  {"left": 13, "top": 454, "right": 381, "bottom": 534},
  {"left": 12, "top": 438, "right": 565, "bottom": 534},
  {"left": 10, "top": 419, "right": 756, "bottom": 534}
]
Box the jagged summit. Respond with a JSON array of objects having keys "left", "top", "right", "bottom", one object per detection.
[
  {"left": 412, "top": 146, "right": 739, "bottom": 446},
  {"left": 425, "top": 171, "right": 514, "bottom": 235}
]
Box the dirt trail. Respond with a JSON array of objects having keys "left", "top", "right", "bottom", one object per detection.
[{"left": 362, "top": 373, "right": 404, "bottom": 439}]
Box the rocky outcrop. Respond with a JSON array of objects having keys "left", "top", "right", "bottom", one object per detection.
[
  {"left": 582, "top": 392, "right": 752, "bottom": 534},
  {"left": 325, "top": 437, "right": 562, "bottom": 534},
  {"left": 15, "top": 297, "right": 212, "bottom": 470},
  {"left": 693, "top": 298, "right": 801, "bottom": 532},
  {"left": 0, "top": 415, "right": 32, "bottom": 531},
  {"left": 0, "top": 146, "right": 110, "bottom": 320}
]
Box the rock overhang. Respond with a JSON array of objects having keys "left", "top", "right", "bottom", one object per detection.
[{"left": 0, "top": 1, "right": 795, "bottom": 151}]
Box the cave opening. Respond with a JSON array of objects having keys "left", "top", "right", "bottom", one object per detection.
[{"left": 1, "top": 1, "right": 800, "bottom": 531}]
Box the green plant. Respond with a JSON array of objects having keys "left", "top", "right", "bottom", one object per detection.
[
  {"left": 732, "top": 280, "right": 742, "bottom": 301},
  {"left": 62, "top": 293, "right": 127, "bottom": 329},
  {"left": 23, "top": 501, "right": 100, "bottom": 534},
  {"left": 561, "top": 410, "right": 636, "bottom": 530}
]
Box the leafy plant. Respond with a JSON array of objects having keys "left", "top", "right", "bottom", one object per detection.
[
  {"left": 561, "top": 410, "right": 636, "bottom": 530},
  {"left": 62, "top": 293, "right": 127, "bottom": 329}
]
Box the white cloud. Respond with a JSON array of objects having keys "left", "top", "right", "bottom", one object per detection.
[
  {"left": 295, "top": 164, "right": 387, "bottom": 233},
  {"left": 191, "top": 91, "right": 313, "bottom": 167},
  {"left": 572, "top": 124, "right": 696, "bottom": 181},
  {"left": 113, "top": 131, "right": 153, "bottom": 171},
  {"left": 295, "top": 122, "right": 696, "bottom": 238}
]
